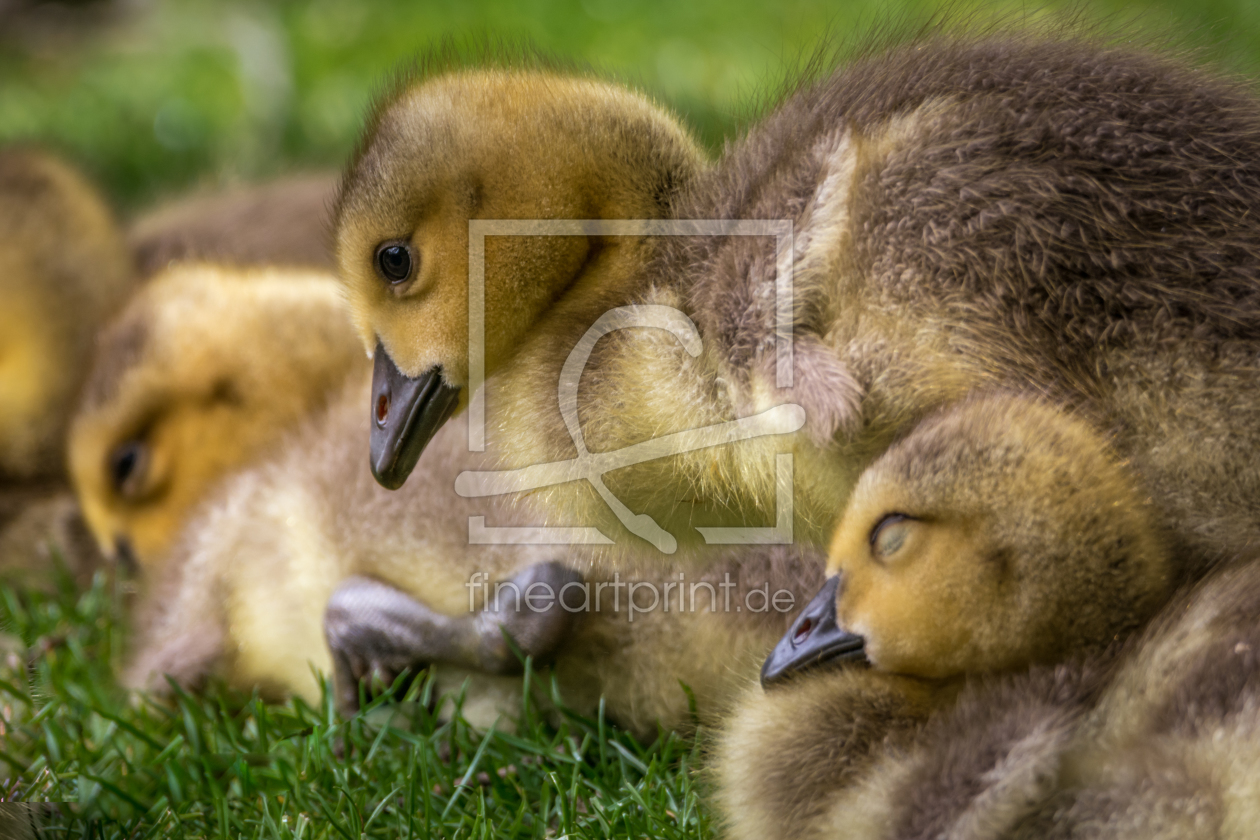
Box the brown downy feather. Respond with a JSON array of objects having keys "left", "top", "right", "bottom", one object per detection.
[
  {"left": 1022, "top": 558, "right": 1260, "bottom": 839},
  {"left": 128, "top": 173, "right": 339, "bottom": 277}
]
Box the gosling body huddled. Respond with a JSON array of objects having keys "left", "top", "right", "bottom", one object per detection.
[
  {"left": 336, "top": 36, "right": 1260, "bottom": 584},
  {"left": 8, "top": 30, "right": 1260, "bottom": 840},
  {"left": 714, "top": 394, "right": 1173, "bottom": 840}
]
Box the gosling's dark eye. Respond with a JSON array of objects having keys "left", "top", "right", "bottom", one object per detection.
[
  {"left": 109, "top": 440, "right": 148, "bottom": 498},
  {"left": 375, "top": 243, "right": 413, "bottom": 284},
  {"left": 870, "top": 513, "right": 914, "bottom": 559}
]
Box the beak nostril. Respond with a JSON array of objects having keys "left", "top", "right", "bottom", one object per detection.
[
  {"left": 762, "top": 576, "right": 866, "bottom": 686},
  {"left": 794, "top": 617, "right": 813, "bottom": 644},
  {"left": 375, "top": 393, "right": 390, "bottom": 426}
]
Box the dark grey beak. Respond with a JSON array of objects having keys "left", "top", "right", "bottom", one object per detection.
[
  {"left": 761, "top": 575, "right": 868, "bottom": 687},
  {"left": 369, "top": 340, "right": 461, "bottom": 490}
]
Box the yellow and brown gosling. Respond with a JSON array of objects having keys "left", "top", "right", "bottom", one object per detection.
[
  {"left": 68, "top": 262, "right": 365, "bottom": 571},
  {"left": 715, "top": 395, "right": 1171, "bottom": 840},
  {"left": 336, "top": 35, "right": 1260, "bottom": 580}
]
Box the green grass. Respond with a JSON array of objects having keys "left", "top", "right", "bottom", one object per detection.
[{"left": 0, "top": 562, "right": 710, "bottom": 838}]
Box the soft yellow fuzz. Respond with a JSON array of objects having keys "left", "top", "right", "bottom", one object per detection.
[
  {"left": 827, "top": 396, "right": 1169, "bottom": 679},
  {"left": 68, "top": 263, "right": 366, "bottom": 569},
  {"left": 0, "top": 292, "right": 57, "bottom": 474},
  {"left": 336, "top": 69, "right": 707, "bottom": 384},
  {"left": 714, "top": 669, "right": 945, "bottom": 840}
]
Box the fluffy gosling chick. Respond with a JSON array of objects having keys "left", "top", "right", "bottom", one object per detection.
[
  {"left": 340, "top": 36, "right": 1260, "bottom": 577},
  {"left": 332, "top": 65, "right": 718, "bottom": 536},
  {"left": 0, "top": 147, "right": 134, "bottom": 482},
  {"left": 127, "top": 379, "right": 822, "bottom": 738},
  {"left": 68, "top": 263, "right": 365, "bottom": 570},
  {"left": 879, "top": 537, "right": 1260, "bottom": 839},
  {"left": 716, "top": 395, "right": 1172, "bottom": 840}
]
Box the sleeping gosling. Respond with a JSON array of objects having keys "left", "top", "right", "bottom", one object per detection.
[
  {"left": 714, "top": 394, "right": 1171, "bottom": 840},
  {"left": 68, "top": 262, "right": 365, "bottom": 571}
]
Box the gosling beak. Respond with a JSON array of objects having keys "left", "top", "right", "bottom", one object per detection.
[
  {"left": 761, "top": 575, "right": 868, "bottom": 687},
  {"left": 369, "top": 340, "right": 461, "bottom": 490}
]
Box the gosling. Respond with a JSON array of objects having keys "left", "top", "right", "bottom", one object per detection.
[
  {"left": 69, "top": 262, "right": 365, "bottom": 571},
  {"left": 715, "top": 394, "right": 1171, "bottom": 840},
  {"left": 337, "top": 35, "right": 1260, "bottom": 583}
]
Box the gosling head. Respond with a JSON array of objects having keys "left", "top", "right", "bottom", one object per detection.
[
  {"left": 68, "top": 263, "right": 365, "bottom": 570},
  {"left": 334, "top": 66, "right": 705, "bottom": 488},
  {"left": 763, "top": 395, "right": 1172, "bottom": 686}
]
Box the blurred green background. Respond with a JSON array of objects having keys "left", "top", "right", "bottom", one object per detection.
[{"left": 2, "top": 0, "right": 1259, "bottom": 213}]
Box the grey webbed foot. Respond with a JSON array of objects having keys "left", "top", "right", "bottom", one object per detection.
[
  {"left": 323, "top": 562, "right": 583, "bottom": 714},
  {"left": 471, "top": 561, "right": 584, "bottom": 672}
]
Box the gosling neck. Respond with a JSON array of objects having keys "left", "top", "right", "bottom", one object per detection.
[{"left": 494, "top": 234, "right": 659, "bottom": 391}]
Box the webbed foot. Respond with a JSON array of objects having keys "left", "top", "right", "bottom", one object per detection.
[{"left": 323, "top": 561, "right": 582, "bottom": 713}]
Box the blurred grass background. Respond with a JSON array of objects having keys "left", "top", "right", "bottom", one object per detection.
[{"left": 2, "top": 0, "right": 1260, "bottom": 212}]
